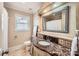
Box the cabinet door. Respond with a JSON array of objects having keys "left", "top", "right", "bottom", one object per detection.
[
  {"left": 33, "top": 46, "right": 50, "bottom": 56},
  {"left": 33, "top": 46, "right": 39, "bottom": 56}
]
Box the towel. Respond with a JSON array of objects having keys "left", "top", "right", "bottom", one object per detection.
[{"left": 71, "top": 36, "right": 77, "bottom": 56}]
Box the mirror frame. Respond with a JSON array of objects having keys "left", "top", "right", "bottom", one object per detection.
[{"left": 42, "top": 6, "right": 69, "bottom": 33}]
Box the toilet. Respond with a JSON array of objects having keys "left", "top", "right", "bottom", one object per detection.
[{"left": 24, "top": 41, "right": 31, "bottom": 52}]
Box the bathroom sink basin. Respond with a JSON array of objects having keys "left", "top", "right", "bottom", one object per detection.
[{"left": 38, "top": 41, "right": 50, "bottom": 47}]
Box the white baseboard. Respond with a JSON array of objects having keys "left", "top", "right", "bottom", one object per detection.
[
  {"left": 9, "top": 44, "right": 25, "bottom": 51},
  {"left": 0, "top": 48, "right": 2, "bottom": 51},
  {"left": 0, "top": 48, "right": 2, "bottom": 56}
]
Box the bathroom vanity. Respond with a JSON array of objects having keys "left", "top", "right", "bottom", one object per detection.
[
  {"left": 31, "top": 33, "right": 72, "bottom": 56},
  {"left": 31, "top": 2, "right": 77, "bottom": 56}
]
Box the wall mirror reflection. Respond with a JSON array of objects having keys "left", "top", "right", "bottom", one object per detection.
[{"left": 42, "top": 6, "right": 69, "bottom": 33}]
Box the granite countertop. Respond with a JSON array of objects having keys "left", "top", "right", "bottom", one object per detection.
[{"left": 32, "top": 37, "right": 70, "bottom": 56}]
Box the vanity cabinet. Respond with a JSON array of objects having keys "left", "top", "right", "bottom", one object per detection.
[
  {"left": 32, "top": 45, "right": 50, "bottom": 56},
  {"left": 34, "top": 33, "right": 72, "bottom": 56}
]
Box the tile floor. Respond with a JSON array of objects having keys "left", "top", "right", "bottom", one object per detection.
[{"left": 3, "top": 46, "right": 31, "bottom": 56}]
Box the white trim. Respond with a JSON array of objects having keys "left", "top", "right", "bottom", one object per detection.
[
  {"left": 0, "top": 48, "right": 2, "bottom": 52},
  {"left": 0, "top": 48, "right": 2, "bottom": 56},
  {"left": 2, "top": 7, "right": 8, "bottom": 52},
  {"left": 8, "top": 44, "right": 25, "bottom": 51}
]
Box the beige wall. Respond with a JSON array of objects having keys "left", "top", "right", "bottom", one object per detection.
[
  {"left": 76, "top": 3, "right": 79, "bottom": 30},
  {"left": 38, "top": 3, "right": 77, "bottom": 39},
  {"left": 76, "top": 3, "right": 79, "bottom": 36},
  {"left": 5, "top": 7, "right": 33, "bottom": 48}
]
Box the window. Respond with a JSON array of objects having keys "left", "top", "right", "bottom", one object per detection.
[{"left": 15, "top": 14, "right": 30, "bottom": 32}]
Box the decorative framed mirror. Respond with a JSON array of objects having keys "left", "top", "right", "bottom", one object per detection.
[{"left": 42, "top": 6, "right": 69, "bottom": 33}]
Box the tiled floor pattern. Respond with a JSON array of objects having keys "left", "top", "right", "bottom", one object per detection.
[{"left": 3, "top": 46, "right": 31, "bottom": 56}]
